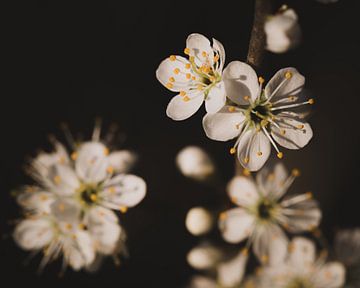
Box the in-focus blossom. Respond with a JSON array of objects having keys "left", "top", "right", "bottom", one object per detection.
[
  {"left": 176, "top": 146, "right": 215, "bottom": 181},
  {"left": 14, "top": 123, "right": 146, "bottom": 271},
  {"left": 258, "top": 237, "right": 345, "bottom": 288},
  {"left": 219, "top": 163, "right": 321, "bottom": 263},
  {"left": 203, "top": 63, "right": 313, "bottom": 171},
  {"left": 265, "top": 6, "right": 301, "bottom": 53},
  {"left": 156, "top": 33, "right": 227, "bottom": 120},
  {"left": 186, "top": 207, "right": 214, "bottom": 236}
]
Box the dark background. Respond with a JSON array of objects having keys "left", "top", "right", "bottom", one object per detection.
[{"left": 2, "top": 0, "right": 360, "bottom": 287}]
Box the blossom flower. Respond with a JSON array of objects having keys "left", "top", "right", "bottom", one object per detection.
[
  {"left": 264, "top": 6, "right": 301, "bottom": 53},
  {"left": 185, "top": 207, "right": 214, "bottom": 236},
  {"left": 203, "top": 62, "right": 314, "bottom": 171},
  {"left": 219, "top": 163, "right": 321, "bottom": 263},
  {"left": 258, "top": 237, "right": 345, "bottom": 288},
  {"left": 156, "top": 33, "right": 226, "bottom": 120},
  {"left": 176, "top": 146, "right": 215, "bottom": 181},
  {"left": 14, "top": 123, "right": 146, "bottom": 271}
]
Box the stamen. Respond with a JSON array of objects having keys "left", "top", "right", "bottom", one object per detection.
[
  {"left": 185, "top": 73, "right": 191, "bottom": 79},
  {"left": 184, "top": 48, "right": 190, "bottom": 55},
  {"left": 270, "top": 99, "right": 315, "bottom": 111},
  {"left": 173, "top": 68, "right": 180, "bottom": 74},
  {"left": 277, "top": 152, "right": 283, "bottom": 159},
  {"left": 229, "top": 147, "right": 236, "bottom": 154},
  {"left": 71, "top": 152, "right": 78, "bottom": 160},
  {"left": 120, "top": 206, "right": 128, "bottom": 213},
  {"left": 106, "top": 166, "right": 114, "bottom": 174},
  {"left": 183, "top": 96, "right": 190, "bottom": 102},
  {"left": 103, "top": 147, "right": 110, "bottom": 156},
  {"left": 281, "top": 192, "right": 313, "bottom": 207},
  {"left": 285, "top": 71, "right": 292, "bottom": 79},
  {"left": 169, "top": 55, "right": 176, "bottom": 61},
  {"left": 90, "top": 194, "right": 97, "bottom": 202},
  {"left": 261, "top": 127, "right": 281, "bottom": 155},
  {"left": 201, "top": 51, "right": 207, "bottom": 57},
  {"left": 265, "top": 76, "right": 290, "bottom": 102},
  {"left": 166, "top": 82, "right": 173, "bottom": 89},
  {"left": 228, "top": 106, "right": 236, "bottom": 112},
  {"left": 213, "top": 54, "right": 219, "bottom": 62},
  {"left": 185, "top": 63, "right": 191, "bottom": 69},
  {"left": 258, "top": 77, "right": 265, "bottom": 84},
  {"left": 179, "top": 91, "right": 186, "bottom": 97}
]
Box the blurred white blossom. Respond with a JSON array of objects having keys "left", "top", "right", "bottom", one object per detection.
[
  {"left": 186, "top": 207, "right": 214, "bottom": 236},
  {"left": 203, "top": 63, "right": 313, "bottom": 171},
  {"left": 14, "top": 123, "right": 146, "bottom": 271},
  {"left": 187, "top": 243, "right": 223, "bottom": 270},
  {"left": 176, "top": 146, "right": 215, "bottom": 181},
  {"left": 219, "top": 163, "right": 321, "bottom": 263},
  {"left": 265, "top": 7, "right": 301, "bottom": 53},
  {"left": 156, "top": 33, "right": 226, "bottom": 120}
]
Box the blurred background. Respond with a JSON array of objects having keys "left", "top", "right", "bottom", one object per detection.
[{"left": 2, "top": 0, "right": 360, "bottom": 287}]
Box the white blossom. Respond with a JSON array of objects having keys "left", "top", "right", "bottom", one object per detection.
[
  {"left": 156, "top": 33, "right": 226, "bottom": 120},
  {"left": 258, "top": 237, "right": 345, "bottom": 288},
  {"left": 186, "top": 207, "right": 214, "bottom": 236},
  {"left": 203, "top": 63, "right": 313, "bottom": 171},
  {"left": 265, "top": 7, "right": 301, "bottom": 53},
  {"left": 176, "top": 146, "right": 215, "bottom": 181},
  {"left": 187, "top": 243, "right": 223, "bottom": 270},
  {"left": 219, "top": 163, "right": 321, "bottom": 263}
]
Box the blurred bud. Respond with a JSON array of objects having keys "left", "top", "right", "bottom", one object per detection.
[
  {"left": 187, "top": 244, "right": 222, "bottom": 270},
  {"left": 189, "top": 276, "right": 217, "bottom": 288},
  {"left": 176, "top": 146, "right": 215, "bottom": 181},
  {"left": 265, "top": 7, "right": 301, "bottom": 53},
  {"left": 186, "top": 207, "right": 214, "bottom": 236}
]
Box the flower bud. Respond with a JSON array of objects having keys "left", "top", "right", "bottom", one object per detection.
[{"left": 185, "top": 207, "right": 214, "bottom": 236}]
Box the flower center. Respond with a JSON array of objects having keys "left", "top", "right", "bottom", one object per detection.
[
  {"left": 248, "top": 101, "right": 272, "bottom": 126},
  {"left": 257, "top": 200, "right": 275, "bottom": 220},
  {"left": 286, "top": 278, "right": 314, "bottom": 288},
  {"left": 79, "top": 185, "right": 100, "bottom": 206}
]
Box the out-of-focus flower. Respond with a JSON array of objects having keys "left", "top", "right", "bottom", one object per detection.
[
  {"left": 265, "top": 6, "right": 301, "bottom": 53},
  {"left": 176, "top": 146, "right": 215, "bottom": 181},
  {"left": 186, "top": 207, "right": 214, "bottom": 236},
  {"left": 189, "top": 276, "right": 217, "bottom": 288},
  {"left": 334, "top": 228, "right": 360, "bottom": 287},
  {"left": 258, "top": 237, "right": 345, "bottom": 288},
  {"left": 156, "top": 33, "right": 226, "bottom": 120},
  {"left": 187, "top": 243, "right": 223, "bottom": 270},
  {"left": 203, "top": 63, "right": 313, "bottom": 171},
  {"left": 14, "top": 123, "right": 146, "bottom": 271},
  {"left": 219, "top": 163, "right": 321, "bottom": 263}
]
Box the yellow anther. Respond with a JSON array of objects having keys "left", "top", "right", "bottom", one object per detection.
[
  {"left": 103, "top": 147, "right": 110, "bottom": 156},
  {"left": 292, "top": 168, "right": 301, "bottom": 177},
  {"left": 120, "top": 206, "right": 128, "bottom": 213},
  {"left": 297, "top": 124, "right": 304, "bottom": 129},
  {"left": 183, "top": 96, "right": 190, "bottom": 102},
  {"left": 209, "top": 76, "right": 215, "bottom": 82},
  {"left": 189, "top": 56, "right": 195, "bottom": 62},
  {"left": 173, "top": 68, "right": 180, "bottom": 74},
  {"left": 197, "top": 84, "right": 204, "bottom": 91},
  {"left": 228, "top": 106, "right": 235, "bottom": 112},
  {"left": 201, "top": 65, "right": 210, "bottom": 73},
  {"left": 186, "top": 73, "right": 191, "bottom": 79},
  {"left": 277, "top": 152, "right": 283, "bottom": 159},
  {"left": 169, "top": 77, "right": 175, "bottom": 82},
  {"left": 267, "top": 173, "right": 275, "bottom": 181},
  {"left": 243, "top": 168, "right": 251, "bottom": 176},
  {"left": 258, "top": 76, "right": 265, "bottom": 84},
  {"left": 166, "top": 82, "right": 173, "bottom": 89},
  {"left": 71, "top": 152, "right": 78, "bottom": 160},
  {"left": 306, "top": 192, "right": 313, "bottom": 199},
  {"left": 201, "top": 51, "right": 207, "bottom": 57},
  {"left": 106, "top": 166, "right": 114, "bottom": 174},
  {"left": 243, "top": 157, "right": 250, "bottom": 164},
  {"left": 219, "top": 212, "right": 227, "bottom": 221},
  {"left": 109, "top": 186, "right": 116, "bottom": 194},
  {"left": 40, "top": 195, "right": 48, "bottom": 201},
  {"left": 78, "top": 223, "right": 85, "bottom": 230},
  {"left": 179, "top": 91, "right": 186, "bottom": 97},
  {"left": 261, "top": 255, "right": 269, "bottom": 263},
  {"left": 243, "top": 95, "right": 250, "bottom": 101},
  {"left": 191, "top": 76, "right": 196, "bottom": 80},
  {"left": 213, "top": 54, "right": 220, "bottom": 62},
  {"left": 54, "top": 175, "right": 61, "bottom": 185},
  {"left": 308, "top": 98, "right": 315, "bottom": 104},
  {"left": 185, "top": 63, "right": 191, "bottom": 69},
  {"left": 241, "top": 248, "right": 249, "bottom": 256},
  {"left": 169, "top": 55, "right": 176, "bottom": 61},
  {"left": 281, "top": 129, "right": 286, "bottom": 135},
  {"left": 230, "top": 196, "right": 238, "bottom": 204},
  {"left": 235, "top": 123, "right": 241, "bottom": 130},
  {"left": 65, "top": 223, "right": 73, "bottom": 230},
  {"left": 257, "top": 151, "right": 263, "bottom": 156},
  {"left": 260, "top": 119, "right": 268, "bottom": 127},
  {"left": 184, "top": 48, "right": 190, "bottom": 55},
  {"left": 90, "top": 194, "right": 97, "bottom": 202},
  {"left": 288, "top": 96, "right": 296, "bottom": 101},
  {"left": 229, "top": 147, "right": 236, "bottom": 154},
  {"left": 285, "top": 71, "right": 292, "bottom": 79}
]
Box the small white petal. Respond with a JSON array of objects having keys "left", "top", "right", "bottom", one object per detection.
[
  {"left": 256, "top": 162, "right": 288, "bottom": 199},
  {"left": 185, "top": 207, "right": 214, "bottom": 236},
  {"left": 219, "top": 208, "right": 254, "bottom": 244},
  {"left": 107, "top": 150, "right": 137, "bottom": 173},
  {"left": 212, "top": 38, "right": 226, "bottom": 72},
  {"left": 190, "top": 276, "right": 217, "bottom": 288},
  {"left": 48, "top": 164, "right": 80, "bottom": 196},
  {"left": 223, "top": 61, "right": 259, "bottom": 105},
  {"left": 166, "top": 92, "right": 204, "bottom": 121},
  {"left": 50, "top": 198, "right": 82, "bottom": 223},
  {"left": 17, "top": 190, "right": 55, "bottom": 214},
  {"left": 314, "top": 262, "right": 346, "bottom": 288},
  {"left": 187, "top": 244, "right": 222, "bottom": 270},
  {"left": 237, "top": 130, "right": 271, "bottom": 172},
  {"left": 288, "top": 237, "right": 316, "bottom": 268},
  {"left": 202, "top": 106, "right": 245, "bottom": 141},
  {"left": 218, "top": 250, "right": 248, "bottom": 287},
  {"left": 204, "top": 82, "right": 226, "bottom": 113},
  {"left": 227, "top": 176, "right": 259, "bottom": 207},
  {"left": 186, "top": 33, "right": 214, "bottom": 66}
]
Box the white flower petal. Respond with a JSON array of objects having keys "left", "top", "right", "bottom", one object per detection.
[
  {"left": 223, "top": 61, "right": 259, "bottom": 105},
  {"left": 237, "top": 130, "right": 271, "bottom": 172},
  {"left": 212, "top": 38, "right": 226, "bottom": 72},
  {"left": 75, "top": 142, "right": 109, "bottom": 184},
  {"left": 202, "top": 106, "right": 245, "bottom": 141},
  {"left": 17, "top": 190, "right": 55, "bottom": 214},
  {"left": 265, "top": 67, "right": 304, "bottom": 101},
  {"left": 190, "top": 276, "right": 217, "bottom": 288},
  {"left": 14, "top": 218, "right": 53, "bottom": 250},
  {"left": 156, "top": 56, "right": 194, "bottom": 92},
  {"left": 218, "top": 250, "right": 248, "bottom": 287},
  {"left": 271, "top": 113, "right": 313, "bottom": 150},
  {"left": 227, "top": 176, "right": 259, "bottom": 207},
  {"left": 166, "top": 92, "right": 204, "bottom": 121},
  {"left": 219, "top": 208, "right": 254, "bottom": 244},
  {"left": 288, "top": 237, "right": 316, "bottom": 268},
  {"left": 50, "top": 198, "right": 82, "bottom": 224},
  {"left": 48, "top": 164, "right": 80, "bottom": 196},
  {"left": 256, "top": 162, "right": 288, "bottom": 199},
  {"left": 204, "top": 82, "right": 226, "bottom": 113},
  {"left": 267, "top": 231, "right": 289, "bottom": 266},
  {"left": 107, "top": 150, "right": 137, "bottom": 174},
  {"left": 187, "top": 244, "right": 222, "bottom": 270},
  {"left": 186, "top": 33, "right": 214, "bottom": 67},
  {"left": 314, "top": 262, "right": 346, "bottom": 288},
  {"left": 100, "top": 174, "right": 146, "bottom": 210}
]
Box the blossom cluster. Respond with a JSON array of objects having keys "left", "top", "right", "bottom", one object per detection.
[{"left": 13, "top": 126, "right": 146, "bottom": 271}]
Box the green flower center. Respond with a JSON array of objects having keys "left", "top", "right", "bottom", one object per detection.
[{"left": 257, "top": 200, "right": 275, "bottom": 220}]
